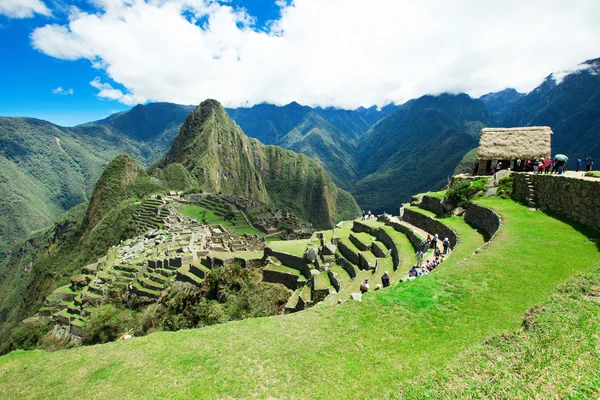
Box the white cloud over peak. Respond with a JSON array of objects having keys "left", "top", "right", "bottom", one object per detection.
[
  {"left": 90, "top": 77, "right": 147, "bottom": 105},
  {"left": 30, "top": 0, "right": 600, "bottom": 108},
  {"left": 0, "top": 0, "right": 51, "bottom": 18},
  {"left": 52, "top": 86, "right": 74, "bottom": 95}
]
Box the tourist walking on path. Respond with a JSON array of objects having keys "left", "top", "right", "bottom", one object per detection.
[
  {"left": 586, "top": 157, "right": 593, "bottom": 172},
  {"left": 432, "top": 234, "right": 439, "bottom": 250},
  {"left": 362, "top": 210, "right": 366, "bottom": 220},
  {"left": 442, "top": 238, "right": 450, "bottom": 255},
  {"left": 416, "top": 250, "right": 424, "bottom": 267},
  {"left": 576, "top": 157, "right": 582, "bottom": 172},
  {"left": 382, "top": 271, "right": 390, "bottom": 288}
]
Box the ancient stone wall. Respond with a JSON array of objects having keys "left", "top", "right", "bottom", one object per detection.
[
  {"left": 262, "top": 269, "right": 303, "bottom": 290},
  {"left": 419, "top": 196, "right": 447, "bottom": 216},
  {"left": 514, "top": 173, "right": 600, "bottom": 231},
  {"left": 463, "top": 203, "right": 501, "bottom": 240},
  {"left": 264, "top": 247, "right": 311, "bottom": 277},
  {"left": 401, "top": 208, "right": 458, "bottom": 247},
  {"left": 353, "top": 221, "right": 399, "bottom": 271}
]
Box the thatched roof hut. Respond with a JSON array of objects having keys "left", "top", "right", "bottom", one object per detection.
[{"left": 477, "top": 126, "right": 553, "bottom": 161}]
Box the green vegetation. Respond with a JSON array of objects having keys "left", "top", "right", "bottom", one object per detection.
[
  {"left": 156, "top": 263, "right": 290, "bottom": 331},
  {"left": 445, "top": 176, "right": 489, "bottom": 203},
  {"left": 398, "top": 270, "right": 600, "bottom": 398},
  {"left": 497, "top": 174, "right": 514, "bottom": 198},
  {"left": 1, "top": 197, "right": 596, "bottom": 398},
  {"left": 584, "top": 171, "right": 600, "bottom": 178},
  {"left": 266, "top": 239, "right": 309, "bottom": 257}
]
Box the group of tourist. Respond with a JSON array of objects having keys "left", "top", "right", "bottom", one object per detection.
[
  {"left": 202, "top": 237, "right": 214, "bottom": 251},
  {"left": 361, "top": 210, "right": 376, "bottom": 220},
  {"left": 577, "top": 156, "right": 594, "bottom": 172},
  {"left": 409, "top": 233, "right": 451, "bottom": 280},
  {"left": 476, "top": 155, "right": 594, "bottom": 176},
  {"left": 358, "top": 232, "right": 452, "bottom": 292},
  {"left": 511, "top": 157, "right": 570, "bottom": 174}
]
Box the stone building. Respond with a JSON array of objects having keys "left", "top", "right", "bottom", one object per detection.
[{"left": 475, "top": 126, "right": 553, "bottom": 175}]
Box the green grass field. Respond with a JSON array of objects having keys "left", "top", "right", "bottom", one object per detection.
[
  {"left": 1, "top": 197, "right": 599, "bottom": 399},
  {"left": 178, "top": 204, "right": 264, "bottom": 236}
]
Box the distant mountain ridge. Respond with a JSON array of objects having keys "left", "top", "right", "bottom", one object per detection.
[
  {"left": 352, "top": 93, "right": 493, "bottom": 212},
  {"left": 494, "top": 58, "right": 600, "bottom": 164}
]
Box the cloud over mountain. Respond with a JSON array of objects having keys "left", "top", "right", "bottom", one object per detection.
[{"left": 30, "top": 0, "right": 600, "bottom": 108}]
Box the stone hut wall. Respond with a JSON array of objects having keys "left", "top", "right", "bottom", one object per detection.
[
  {"left": 401, "top": 208, "right": 458, "bottom": 248},
  {"left": 513, "top": 173, "right": 600, "bottom": 231},
  {"left": 512, "top": 173, "right": 530, "bottom": 202}
]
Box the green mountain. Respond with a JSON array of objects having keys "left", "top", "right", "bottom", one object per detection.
[
  {"left": 225, "top": 102, "right": 397, "bottom": 190},
  {"left": 495, "top": 58, "right": 600, "bottom": 165},
  {"left": 0, "top": 154, "right": 180, "bottom": 351},
  {"left": 352, "top": 93, "right": 493, "bottom": 212},
  {"left": 0, "top": 104, "right": 192, "bottom": 259},
  {"left": 159, "top": 99, "right": 361, "bottom": 227},
  {"left": 478, "top": 88, "right": 525, "bottom": 121},
  {"left": 276, "top": 111, "right": 359, "bottom": 190}
]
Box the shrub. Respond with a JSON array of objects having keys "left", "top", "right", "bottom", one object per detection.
[
  {"left": 445, "top": 178, "right": 489, "bottom": 203},
  {"left": 83, "top": 304, "right": 134, "bottom": 345},
  {"left": 497, "top": 175, "right": 514, "bottom": 198}
]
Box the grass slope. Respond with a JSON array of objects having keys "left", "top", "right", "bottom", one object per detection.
[{"left": 1, "top": 198, "right": 598, "bottom": 398}]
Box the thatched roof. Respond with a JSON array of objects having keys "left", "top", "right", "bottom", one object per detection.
[{"left": 477, "top": 126, "right": 553, "bottom": 160}]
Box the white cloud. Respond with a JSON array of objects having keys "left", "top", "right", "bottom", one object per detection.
[
  {"left": 90, "top": 77, "right": 147, "bottom": 105},
  {"left": 551, "top": 62, "right": 598, "bottom": 85},
  {"left": 0, "top": 0, "right": 51, "bottom": 18},
  {"left": 30, "top": 0, "right": 600, "bottom": 108},
  {"left": 51, "top": 86, "right": 74, "bottom": 95}
]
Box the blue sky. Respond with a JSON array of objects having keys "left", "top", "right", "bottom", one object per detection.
[
  {"left": 0, "top": 0, "right": 283, "bottom": 126},
  {"left": 1, "top": 0, "right": 599, "bottom": 126}
]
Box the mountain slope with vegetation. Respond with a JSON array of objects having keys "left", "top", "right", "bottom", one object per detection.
[
  {"left": 0, "top": 154, "right": 195, "bottom": 354},
  {"left": 160, "top": 99, "right": 360, "bottom": 227},
  {"left": 0, "top": 104, "right": 193, "bottom": 259},
  {"left": 352, "top": 93, "right": 493, "bottom": 212}
]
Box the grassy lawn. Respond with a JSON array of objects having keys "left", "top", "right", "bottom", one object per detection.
[
  {"left": 266, "top": 239, "right": 309, "bottom": 257},
  {"left": 426, "top": 190, "right": 446, "bottom": 199},
  {"left": 1, "top": 198, "right": 598, "bottom": 399},
  {"left": 178, "top": 204, "right": 263, "bottom": 236}
]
